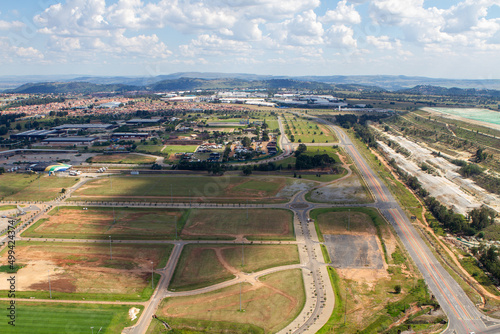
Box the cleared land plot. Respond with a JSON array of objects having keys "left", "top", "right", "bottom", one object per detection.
[
  {"left": 182, "top": 208, "right": 294, "bottom": 240},
  {"left": 307, "top": 172, "right": 371, "bottom": 203},
  {"left": 324, "top": 234, "right": 384, "bottom": 269},
  {"left": 71, "top": 175, "right": 290, "bottom": 203},
  {"left": 151, "top": 269, "right": 305, "bottom": 334},
  {"left": 23, "top": 206, "right": 188, "bottom": 240},
  {"left": 0, "top": 242, "right": 172, "bottom": 301},
  {"left": 90, "top": 153, "right": 156, "bottom": 164},
  {"left": 163, "top": 145, "right": 199, "bottom": 161},
  {"left": 0, "top": 174, "right": 78, "bottom": 202},
  {"left": 0, "top": 302, "right": 141, "bottom": 334},
  {"left": 170, "top": 244, "right": 299, "bottom": 291},
  {"left": 283, "top": 116, "right": 337, "bottom": 143}
]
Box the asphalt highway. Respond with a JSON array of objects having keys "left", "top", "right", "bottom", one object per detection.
[{"left": 319, "top": 118, "right": 500, "bottom": 334}]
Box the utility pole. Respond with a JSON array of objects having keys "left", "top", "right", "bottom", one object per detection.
[
  {"left": 48, "top": 270, "right": 52, "bottom": 298},
  {"left": 151, "top": 261, "right": 154, "bottom": 290},
  {"left": 344, "top": 286, "right": 348, "bottom": 325},
  {"left": 175, "top": 216, "right": 177, "bottom": 240},
  {"left": 170, "top": 184, "right": 173, "bottom": 205},
  {"left": 109, "top": 235, "right": 112, "bottom": 260},
  {"left": 239, "top": 282, "right": 242, "bottom": 311},
  {"left": 347, "top": 209, "right": 350, "bottom": 231},
  {"left": 242, "top": 242, "right": 244, "bottom": 267}
]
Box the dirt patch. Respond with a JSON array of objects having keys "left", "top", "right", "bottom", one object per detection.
[
  {"left": 29, "top": 277, "right": 77, "bottom": 293},
  {"left": 309, "top": 173, "right": 370, "bottom": 203},
  {"left": 324, "top": 234, "right": 385, "bottom": 269}
]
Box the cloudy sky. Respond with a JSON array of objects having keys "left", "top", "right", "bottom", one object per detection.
[{"left": 1, "top": 0, "right": 500, "bottom": 79}]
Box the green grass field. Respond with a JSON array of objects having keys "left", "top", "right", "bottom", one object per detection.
[
  {"left": 152, "top": 269, "right": 305, "bottom": 334},
  {"left": 0, "top": 302, "right": 142, "bottom": 334},
  {"left": 283, "top": 116, "right": 337, "bottom": 143},
  {"left": 0, "top": 205, "right": 17, "bottom": 211},
  {"left": 222, "top": 244, "right": 299, "bottom": 272},
  {"left": 70, "top": 175, "right": 289, "bottom": 203},
  {"left": 0, "top": 174, "right": 78, "bottom": 201},
  {"left": 182, "top": 208, "right": 294, "bottom": 240},
  {"left": 22, "top": 206, "right": 189, "bottom": 240},
  {"left": 169, "top": 244, "right": 235, "bottom": 291}
]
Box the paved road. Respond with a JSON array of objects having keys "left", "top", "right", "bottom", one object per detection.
[{"left": 318, "top": 118, "right": 500, "bottom": 334}]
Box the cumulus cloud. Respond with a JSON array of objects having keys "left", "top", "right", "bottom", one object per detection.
[
  {"left": 322, "top": 0, "right": 361, "bottom": 25},
  {"left": 0, "top": 37, "right": 44, "bottom": 61},
  {"left": 268, "top": 10, "right": 324, "bottom": 46},
  {"left": 0, "top": 20, "right": 24, "bottom": 30},
  {"left": 180, "top": 34, "right": 252, "bottom": 57},
  {"left": 325, "top": 24, "right": 357, "bottom": 48}
]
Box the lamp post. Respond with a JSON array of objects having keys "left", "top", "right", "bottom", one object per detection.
[
  {"left": 109, "top": 235, "right": 112, "bottom": 260},
  {"left": 48, "top": 270, "right": 52, "bottom": 299},
  {"left": 151, "top": 261, "right": 154, "bottom": 290}
]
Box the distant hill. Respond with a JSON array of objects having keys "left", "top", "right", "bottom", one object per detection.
[
  {"left": 3, "top": 73, "right": 500, "bottom": 92},
  {"left": 397, "top": 85, "right": 500, "bottom": 98},
  {"left": 5, "top": 77, "right": 383, "bottom": 94},
  {"left": 7, "top": 81, "right": 139, "bottom": 94}
]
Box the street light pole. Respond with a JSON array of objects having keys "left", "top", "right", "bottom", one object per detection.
[
  {"left": 344, "top": 286, "right": 348, "bottom": 325},
  {"left": 109, "top": 235, "right": 112, "bottom": 260},
  {"left": 151, "top": 261, "right": 154, "bottom": 290},
  {"left": 48, "top": 270, "right": 52, "bottom": 299}
]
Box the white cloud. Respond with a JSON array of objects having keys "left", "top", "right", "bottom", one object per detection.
[
  {"left": 34, "top": 0, "right": 108, "bottom": 36},
  {"left": 180, "top": 34, "right": 252, "bottom": 57},
  {"left": 0, "top": 20, "right": 24, "bottom": 30},
  {"left": 322, "top": 0, "right": 361, "bottom": 25},
  {"left": 0, "top": 37, "right": 44, "bottom": 61},
  {"left": 325, "top": 24, "right": 357, "bottom": 48},
  {"left": 268, "top": 10, "right": 324, "bottom": 46}
]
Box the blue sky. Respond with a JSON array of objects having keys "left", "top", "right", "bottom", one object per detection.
[{"left": 1, "top": 0, "right": 500, "bottom": 79}]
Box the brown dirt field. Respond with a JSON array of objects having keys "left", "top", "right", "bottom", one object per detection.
[
  {"left": 159, "top": 270, "right": 301, "bottom": 333},
  {"left": 0, "top": 243, "right": 169, "bottom": 295}
]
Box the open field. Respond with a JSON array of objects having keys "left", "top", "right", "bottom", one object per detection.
[
  {"left": 169, "top": 244, "right": 299, "bottom": 291},
  {"left": 222, "top": 244, "right": 299, "bottom": 272},
  {"left": 307, "top": 172, "right": 371, "bottom": 203},
  {"left": 282, "top": 115, "right": 337, "bottom": 143},
  {"left": 0, "top": 241, "right": 172, "bottom": 301},
  {"left": 0, "top": 205, "right": 17, "bottom": 211},
  {"left": 169, "top": 244, "right": 235, "bottom": 291},
  {"left": 0, "top": 302, "right": 142, "bottom": 334},
  {"left": 0, "top": 174, "right": 78, "bottom": 201},
  {"left": 90, "top": 153, "right": 157, "bottom": 164},
  {"left": 162, "top": 145, "right": 199, "bottom": 161},
  {"left": 135, "top": 145, "right": 165, "bottom": 154},
  {"left": 312, "top": 207, "right": 443, "bottom": 333},
  {"left": 182, "top": 208, "right": 294, "bottom": 240},
  {"left": 151, "top": 269, "right": 305, "bottom": 334},
  {"left": 70, "top": 175, "right": 292, "bottom": 203},
  {"left": 22, "top": 206, "right": 188, "bottom": 240}
]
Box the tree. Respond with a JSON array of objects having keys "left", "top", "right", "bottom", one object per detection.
[
  {"left": 61, "top": 188, "right": 66, "bottom": 193},
  {"left": 242, "top": 166, "right": 253, "bottom": 176},
  {"left": 295, "top": 143, "right": 307, "bottom": 157},
  {"left": 15, "top": 123, "right": 22, "bottom": 131},
  {"left": 469, "top": 206, "right": 496, "bottom": 231},
  {"left": 394, "top": 285, "right": 401, "bottom": 294},
  {"left": 242, "top": 136, "right": 251, "bottom": 147}
]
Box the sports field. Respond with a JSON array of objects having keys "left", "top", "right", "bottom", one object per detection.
[
  {"left": 71, "top": 175, "right": 289, "bottom": 203},
  {"left": 0, "top": 302, "right": 141, "bottom": 334},
  {"left": 23, "top": 206, "right": 188, "bottom": 240},
  {"left": 151, "top": 269, "right": 305, "bottom": 333},
  {"left": 0, "top": 174, "right": 78, "bottom": 201},
  {"left": 182, "top": 208, "right": 294, "bottom": 240},
  {"left": 0, "top": 241, "right": 172, "bottom": 301},
  {"left": 90, "top": 153, "right": 156, "bottom": 164}
]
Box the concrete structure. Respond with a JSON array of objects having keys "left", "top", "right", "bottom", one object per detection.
[{"left": 42, "top": 137, "right": 97, "bottom": 146}]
